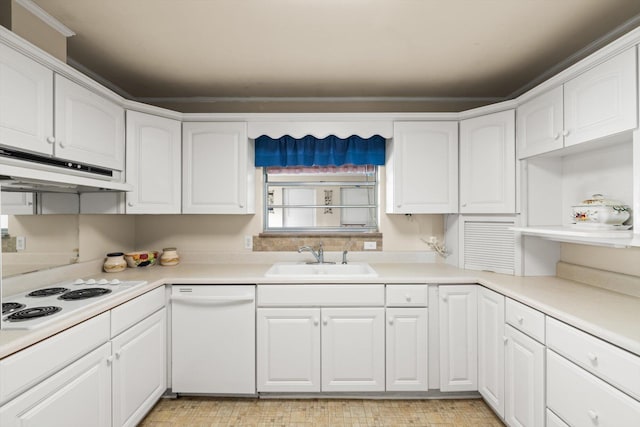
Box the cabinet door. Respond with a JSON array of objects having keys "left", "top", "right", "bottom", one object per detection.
[
  {"left": 386, "top": 307, "right": 428, "bottom": 391},
  {"left": 54, "top": 75, "right": 125, "bottom": 170},
  {"left": 478, "top": 287, "right": 505, "bottom": 418},
  {"left": 517, "top": 86, "right": 564, "bottom": 159},
  {"left": 505, "top": 325, "right": 544, "bottom": 427},
  {"left": 0, "top": 343, "right": 111, "bottom": 427},
  {"left": 112, "top": 309, "right": 166, "bottom": 427},
  {"left": 564, "top": 47, "right": 637, "bottom": 147},
  {"left": 126, "top": 111, "right": 181, "bottom": 214},
  {"left": 0, "top": 192, "right": 35, "bottom": 215},
  {"left": 0, "top": 43, "right": 54, "bottom": 156},
  {"left": 439, "top": 284, "right": 477, "bottom": 392},
  {"left": 321, "top": 307, "right": 385, "bottom": 392},
  {"left": 460, "top": 110, "right": 516, "bottom": 213},
  {"left": 182, "top": 122, "right": 254, "bottom": 214},
  {"left": 387, "top": 122, "right": 458, "bottom": 213},
  {"left": 257, "top": 308, "right": 321, "bottom": 392}
]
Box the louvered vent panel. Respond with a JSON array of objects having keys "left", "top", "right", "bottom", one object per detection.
[{"left": 464, "top": 221, "right": 515, "bottom": 274}]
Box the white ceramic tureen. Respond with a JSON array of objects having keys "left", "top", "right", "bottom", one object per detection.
[{"left": 571, "top": 194, "right": 631, "bottom": 228}]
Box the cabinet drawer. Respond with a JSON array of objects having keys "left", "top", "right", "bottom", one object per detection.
[
  {"left": 111, "top": 286, "right": 165, "bottom": 337},
  {"left": 546, "top": 410, "right": 570, "bottom": 427},
  {"left": 547, "top": 350, "right": 640, "bottom": 427},
  {"left": 505, "top": 298, "right": 545, "bottom": 343},
  {"left": 547, "top": 317, "right": 640, "bottom": 401},
  {"left": 386, "top": 285, "right": 428, "bottom": 307},
  {"left": 258, "top": 285, "right": 384, "bottom": 307},
  {"left": 0, "top": 312, "right": 110, "bottom": 405}
]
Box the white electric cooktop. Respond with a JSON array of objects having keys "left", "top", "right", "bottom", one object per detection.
[{"left": 1, "top": 278, "right": 147, "bottom": 330}]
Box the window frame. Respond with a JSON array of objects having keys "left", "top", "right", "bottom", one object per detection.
[{"left": 262, "top": 167, "right": 380, "bottom": 233}]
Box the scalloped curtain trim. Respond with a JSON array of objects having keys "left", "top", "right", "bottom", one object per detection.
[{"left": 255, "top": 135, "right": 385, "bottom": 167}]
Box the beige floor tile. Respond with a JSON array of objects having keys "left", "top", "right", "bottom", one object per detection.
[{"left": 140, "top": 397, "right": 504, "bottom": 426}]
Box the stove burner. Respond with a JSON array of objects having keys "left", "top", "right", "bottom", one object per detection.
[
  {"left": 58, "top": 288, "right": 112, "bottom": 301},
  {"left": 2, "top": 302, "right": 26, "bottom": 315},
  {"left": 5, "top": 306, "right": 62, "bottom": 321},
  {"left": 27, "top": 287, "right": 69, "bottom": 297}
]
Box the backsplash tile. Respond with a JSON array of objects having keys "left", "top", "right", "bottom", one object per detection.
[{"left": 253, "top": 233, "right": 383, "bottom": 252}]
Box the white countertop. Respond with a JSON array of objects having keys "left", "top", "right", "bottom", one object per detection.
[{"left": 1, "top": 262, "right": 639, "bottom": 359}]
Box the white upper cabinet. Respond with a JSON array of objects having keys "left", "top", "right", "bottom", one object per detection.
[
  {"left": 517, "top": 86, "right": 564, "bottom": 159},
  {"left": 459, "top": 110, "right": 516, "bottom": 213},
  {"left": 54, "top": 75, "right": 125, "bottom": 171},
  {"left": 182, "top": 122, "right": 255, "bottom": 214},
  {"left": 564, "top": 47, "right": 637, "bottom": 147},
  {"left": 387, "top": 121, "right": 458, "bottom": 213},
  {"left": 126, "top": 111, "right": 181, "bottom": 214},
  {"left": 0, "top": 43, "right": 54, "bottom": 156},
  {"left": 518, "top": 48, "right": 637, "bottom": 160}
]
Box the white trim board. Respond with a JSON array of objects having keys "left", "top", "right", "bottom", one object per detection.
[{"left": 14, "top": 0, "right": 75, "bottom": 37}]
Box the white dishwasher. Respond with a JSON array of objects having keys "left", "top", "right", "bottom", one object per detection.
[{"left": 171, "top": 285, "right": 256, "bottom": 394}]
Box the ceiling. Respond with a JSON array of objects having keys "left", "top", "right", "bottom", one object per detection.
[{"left": 32, "top": 0, "right": 640, "bottom": 110}]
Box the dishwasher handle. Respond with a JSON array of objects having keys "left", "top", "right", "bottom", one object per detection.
[{"left": 171, "top": 294, "right": 255, "bottom": 305}]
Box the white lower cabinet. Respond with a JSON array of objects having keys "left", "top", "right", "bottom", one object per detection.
[
  {"left": 478, "top": 287, "right": 505, "bottom": 418},
  {"left": 505, "top": 324, "right": 545, "bottom": 427},
  {"left": 257, "top": 308, "right": 321, "bottom": 392},
  {"left": 438, "top": 285, "right": 478, "bottom": 392},
  {"left": 546, "top": 409, "right": 570, "bottom": 427},
  {"left": 112, "top": 308, "right": 166, "bottom": 427},
  {"left": 547, "top": 349, "right": 640, "bottom": 427},
  {"left": 0, "top": 343, "right": 112, "bottom": 427},
  {"left": 322, "top": 308, "right": 385, "bottom": 392},
  {"left": 257, "top": 306, "right": 385, "bottom": 393},
  {"left": 385, "top": 307, "right": 428, "bottom": 391}
]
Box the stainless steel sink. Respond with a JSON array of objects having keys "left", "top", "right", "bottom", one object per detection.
[{"left": 264, "top": 262, "right": 378, "bottom": 278}]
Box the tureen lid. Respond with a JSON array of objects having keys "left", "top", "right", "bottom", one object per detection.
[{"left": 576, "top": 194, "right": 627, "bottom": 207}]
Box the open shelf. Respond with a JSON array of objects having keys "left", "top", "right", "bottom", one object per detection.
[{"left": 512, "top": 226, "right": 634, "bottom": 248}]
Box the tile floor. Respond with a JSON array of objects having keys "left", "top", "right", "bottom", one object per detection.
[{"left": 139, "top": 397, "right": 504, "bottom": 426}]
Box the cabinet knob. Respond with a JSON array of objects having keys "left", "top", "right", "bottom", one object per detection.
[
  {"left": 313, "top": 318, "right": 319, "bottom": 326},
  {"left": 461, "top": 203, "right": 467, "bottom": 207},
  {"left": 239, "top": 204, "right": 244, "bottom": 208},
  {"left": 106, "top": 355, "right": 114, "bottom": 365},
  {"left": 516, "top": 315, "right": 524, "bottom": 324},
  {"left": 587, "top": 352, "right": 598, "bottom": 364},
  {"left": 46, "top": 136, "right": 55, "bottom": 144},
  {"left": 127, "top": 202, "right": 134, "bottom": 207},
  {"left": 587, "top": 410, "right": 598, "bottom": 422},
  {"left": 322, "top": 318, "right": 328, "bottom": 326},
  {"left": 562, "top": 129, "right": 570, "bottom": 137},
  {"left": 388, "top": 317, "right": 394, "bottom": 325},
  {"left": 503, "top": 336, "right": 509, "bottom": 344},
  {"left": 405, "top": 294, "right": 411, "bottom": 302},
  {"left": 397, "top": 204, "right": 401, "bottom": 208},
  {"left": 58, "top": 141, "right": 65, "bottom": 148},
  {"left": 115, "top": 351, "right": 122, "bottom": 359},
  {"left": 553, "top": 132, "right": 561, "bottom": 140},
  {"left": 441, "top": 295, "right": 448, "bottom": 302}
]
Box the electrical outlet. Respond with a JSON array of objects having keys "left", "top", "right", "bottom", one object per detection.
[
  {"left": 16, "top": 236, "right": 26, "bottom": 251},
  {"left": 244, "top": 235, "right": 253, "bottom": 250},
  {"left": 363, "top": 241, "right": 377, "bottom": 250}
]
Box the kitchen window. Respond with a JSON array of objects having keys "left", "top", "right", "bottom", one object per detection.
[
  {"left": 263, "top": 165, "right": 379, "bottom": 232},
  {"left": 256, "top": 134, "right": 384, "bottom": 233}
]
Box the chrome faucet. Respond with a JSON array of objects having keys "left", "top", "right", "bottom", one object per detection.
[{"left": 298, "top": 242, "right": 332, "bottom": 264}]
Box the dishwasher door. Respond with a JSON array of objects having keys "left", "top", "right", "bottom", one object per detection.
[{"left": 171, "top": 285, "right": 256, "bottom": 394}]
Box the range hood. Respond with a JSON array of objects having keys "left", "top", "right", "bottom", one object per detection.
[{"left": 0, "top": 163, "right": 132, "bottom": 193}]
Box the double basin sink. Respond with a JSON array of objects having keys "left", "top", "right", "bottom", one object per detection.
[{"left": 265, "top": 262, "right": 378, "bottom": 278}]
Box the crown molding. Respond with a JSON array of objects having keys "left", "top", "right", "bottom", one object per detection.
[
  {"left": 135, "top": 95, "right": 504, "bottom": 104},
  {"left": 67, "top": 57, "right": 134, "bottom": 99},
  {"left": 15, "top": 0, "right": 75, "bottom": 37}
]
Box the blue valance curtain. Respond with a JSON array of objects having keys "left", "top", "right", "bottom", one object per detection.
[{"left": 255, "top": 135, "right": 385, "bottom": 167}]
